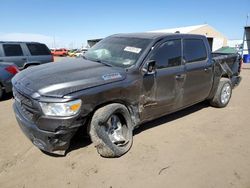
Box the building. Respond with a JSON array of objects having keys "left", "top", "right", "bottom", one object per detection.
[
  {"left": 149, "top": 24, "right": 227, "bottom": 51},
  {"left": 228, "top": 39, "right": 242, "bottom": 52}
]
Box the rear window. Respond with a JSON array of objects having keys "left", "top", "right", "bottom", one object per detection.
[
  {"left": 183, "top": 39, "right": 207, "bottom": 63},
  {"left": 27, "top": 43, "right": 51, "bottom": 55},
  {"left": 3, "top": 44, "right": 24, "bottom": 56}
]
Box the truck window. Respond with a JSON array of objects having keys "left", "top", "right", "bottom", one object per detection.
[
  {"left": 150, "top": 39, "right": 182, "bottom": 69},
  {"left": 84, "top": 37, "right": 151, "bottom": 68},
  {"left": 27, "top": 43, "right": 51, "bottom": 55},
  {"left": 183, "top": 39, "right": 207, "bottom": 63},
  {"left": 3, "top": 44, "right": 24, "bottom": 56}
]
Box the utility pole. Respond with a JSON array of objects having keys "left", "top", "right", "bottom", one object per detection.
[{"left": 246, "top": 13, "right": 249, "bottom": 26}]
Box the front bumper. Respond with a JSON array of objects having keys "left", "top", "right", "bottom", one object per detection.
[{"left": 13, "top": 103, "right": 79, "bottom": 155}]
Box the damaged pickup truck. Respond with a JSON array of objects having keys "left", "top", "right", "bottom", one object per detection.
[{"left": 12, "top": 33, "right": 241, "bottom": 157}]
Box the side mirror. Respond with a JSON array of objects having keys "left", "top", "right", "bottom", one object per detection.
[{"left": 142, "top": 60, "right": 156, "bottom": 74}]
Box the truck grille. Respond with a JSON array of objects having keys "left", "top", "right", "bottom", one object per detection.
[
  {"left": 13, "top": 88, "right": 32, "bottom": 107},
  {"left": 13, "top": 88, "right": 36, "bottom": 122},
  {"left": 20, "top": 104, "right": 35, "bottom": 121}
]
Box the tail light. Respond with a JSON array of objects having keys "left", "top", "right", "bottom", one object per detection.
[{"left": 5, "top": 65, "right": 19, "bottom": 75}]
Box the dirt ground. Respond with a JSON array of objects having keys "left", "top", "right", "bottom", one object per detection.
[{"left": 0, "top": 61, "right": 250, "bottom": 188}]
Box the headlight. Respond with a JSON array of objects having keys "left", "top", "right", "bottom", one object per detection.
[{"left": 40, "top": 99, "right": 82, "bottom": 117}]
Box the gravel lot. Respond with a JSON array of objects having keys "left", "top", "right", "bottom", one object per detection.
[{"left": 0, "top": 60, "right": 250, "bottom": 188}]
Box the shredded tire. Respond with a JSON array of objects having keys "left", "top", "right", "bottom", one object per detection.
[
  {"left": 210, "top": 78, "right": 232, "bottom": 108},
  {"left": 89, "top": 103, "right": 133, "bottom": 158}
]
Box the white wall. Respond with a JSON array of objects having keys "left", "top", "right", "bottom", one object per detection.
[{"left": 212, "top": 38, "right": 224, "bottom": 51}]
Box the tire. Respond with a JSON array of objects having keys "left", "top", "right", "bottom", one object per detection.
[
  {"left": 0, "top": 85, "right": 3, "bottom": 100},
  {"left": 89, "top": 103, "right": 133, "bottom": 158},
  {"left": 210, "top": 78, "right": 232, "bottom": 108}
]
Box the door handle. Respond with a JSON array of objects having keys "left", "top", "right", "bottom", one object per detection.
[
  {"left": 22, "top": 58, "right": 27, "bottom": 61},
  {"left": 175, "top": 74, "right": 185, "bottom": 80},
  {"left": 0, "top": 59, "right": 3, "bottom": 62}
]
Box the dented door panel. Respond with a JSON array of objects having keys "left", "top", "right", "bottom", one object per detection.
[{"left": 140, "top": 66, "right": 185, "bottom": 120}]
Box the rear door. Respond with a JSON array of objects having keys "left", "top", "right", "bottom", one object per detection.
[
  {"left": 25, "top": 43, "right": 53, "bottom": 64},
  {"left": 1, "top": 43, "right": 27, "bottom": 69},
  {"left": 141, "top": 38, "right": 185, "bottom": 119},
  {"left": 182, "top": 37, "right": 213, "bottom": 106}
]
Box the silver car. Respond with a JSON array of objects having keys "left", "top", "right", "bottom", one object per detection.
[{"left": 0, "top": 42, "right": 53, "bottom": 70}]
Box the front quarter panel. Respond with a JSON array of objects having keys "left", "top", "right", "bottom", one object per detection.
[{"left": 68, "top": 72, "right": 142, "bottom": 126}]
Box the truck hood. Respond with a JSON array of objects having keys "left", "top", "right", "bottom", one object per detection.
[{"left": 12, "top": 59, "right": 126, "bottom": 98}]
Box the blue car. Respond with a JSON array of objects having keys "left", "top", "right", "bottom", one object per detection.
[{"left": 0, "top": 62, "right": 19, "bottom": 99}]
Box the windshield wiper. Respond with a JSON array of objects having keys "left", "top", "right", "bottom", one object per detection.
[
  {"left": 83, "top": 55, "right": 113, "bottom": 67},
  {"left": 88, "top": 58, "right": 113, "bottom": 67}
]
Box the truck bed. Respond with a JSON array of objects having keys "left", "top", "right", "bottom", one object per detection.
[{"left": 212, "top": 53, "right": 241, "bottom": 76}]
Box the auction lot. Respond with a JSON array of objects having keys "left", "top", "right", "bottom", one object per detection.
[{"left": 0, "top": 60, "right": 250, "bottom": 188}]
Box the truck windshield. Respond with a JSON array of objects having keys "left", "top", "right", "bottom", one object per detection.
[{"left": 84, "top": 37, "right": 151, "bottom": 68}]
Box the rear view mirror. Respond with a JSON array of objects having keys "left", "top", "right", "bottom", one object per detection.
[{"left": 143, "top": 60, "right": 156, "bottom": 74}]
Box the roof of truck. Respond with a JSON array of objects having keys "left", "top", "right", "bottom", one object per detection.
[
  {"left": 111, "top": 32, "right": 204, "bottom": 40},
  {"left": 0, "top": 41, "right": 43, "bottom": 44}
]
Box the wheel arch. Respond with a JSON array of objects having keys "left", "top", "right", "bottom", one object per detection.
[
  {"left": 89, "top": 99, "right": 140, "bottom": 129},
  {"left": 209, "top": 77, "right": 232, "bottom": 108},
  {"left": 207, "top": 61, "right": 232, "bottom": 100}
]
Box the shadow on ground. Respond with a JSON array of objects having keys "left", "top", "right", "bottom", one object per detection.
[
  {"left": 134, "top": 101, "right": 210, "bottom": 135},
  {"left": 0, "top": 92, "right": 13, "bottom": 102},
  {"left": 67, "top": 127, "right": 92, "bottom": 154}
]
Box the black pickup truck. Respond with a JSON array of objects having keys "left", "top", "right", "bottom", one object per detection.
[{"left": 12, "top": 33, "right": 241, "bottom": 157}]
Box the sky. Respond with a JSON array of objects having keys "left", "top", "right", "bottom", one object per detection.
[{"left": 0, "top": 0, "right": 249, "bottom": 48}]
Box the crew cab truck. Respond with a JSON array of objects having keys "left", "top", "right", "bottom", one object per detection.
[{"left": 12, "top": 33, "right": 241, "bottom": 157}]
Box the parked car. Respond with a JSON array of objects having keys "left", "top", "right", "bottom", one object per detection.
[
  {"left": 75, "top": 49, "right": 88, "bottom": 57},
  {"left": 51, "top": 48, "right": 68, "bottom": 56},
  {"left": 68, "top": 49, "right": 78, "bottom": 57},
  {"left": 0, "top": 63, "right": 19, "bottom": 99},
  {"left": 12, "top": 33, "right": 241, "bottom": 157},
  {"left": 0, "top": 42, "right": 53, "bottom": 70}
]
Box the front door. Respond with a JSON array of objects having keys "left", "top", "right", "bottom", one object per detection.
[{"left": 141, "top": 39, "right": 185, "bottom": 121}]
